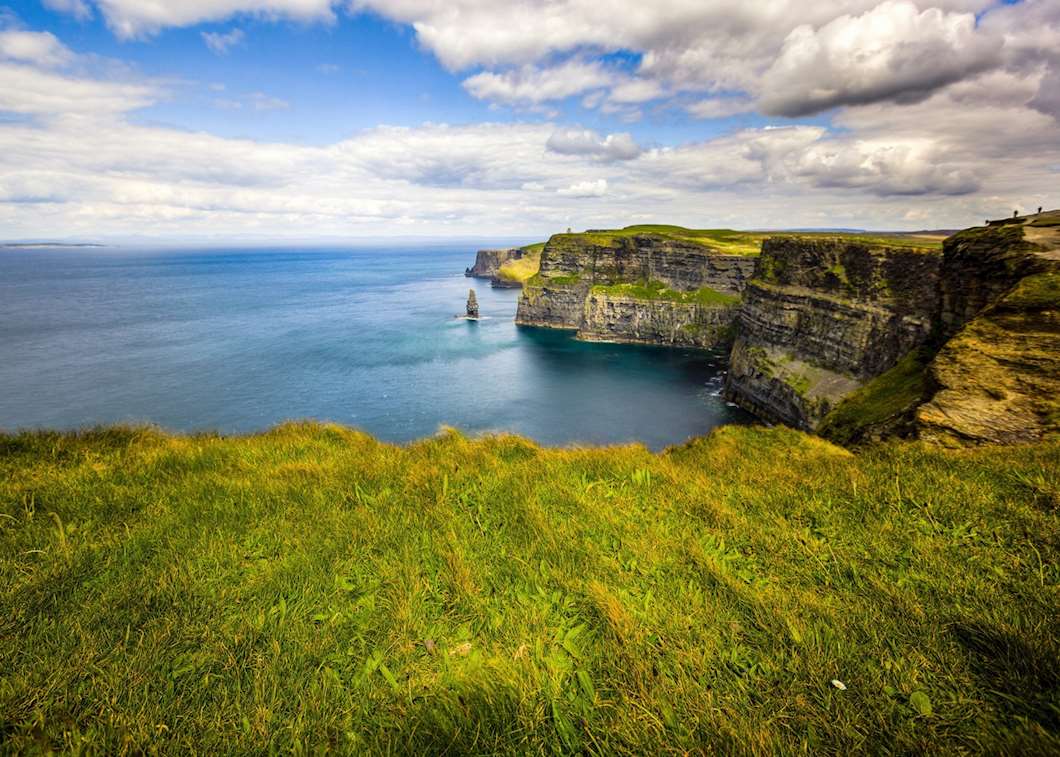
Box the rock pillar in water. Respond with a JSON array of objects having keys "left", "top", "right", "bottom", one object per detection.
[{"left": 466, "top": 289, "right": 479, "bottom": 319}]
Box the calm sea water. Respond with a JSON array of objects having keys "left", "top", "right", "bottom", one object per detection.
[{"left": 0, "top": 246, "right": 751, "bottom": 449}]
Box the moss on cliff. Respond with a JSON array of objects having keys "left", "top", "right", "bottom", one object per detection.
[
  {"left": 558, "top": 226, "right": 940, "bottom": 258},
  {"left": 818, "top": 348, "right": 934, "bottom": 446},
  {"left": 916, "top": 271, "right": 1060, "bottom": 445},
  {"left": 590, "top": 280, "right": 738, "bottom": 306}
]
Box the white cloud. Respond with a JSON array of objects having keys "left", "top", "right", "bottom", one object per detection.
[
  {"left": 0, "top": 62, "right": 157, "bottom": 115},
  {"left": 786, "top": 138, "right": 981, "bottom": 196},
  {"left": 0, "top": 30, "right": 74, "bottom": 68},
  {"left": 546, "top": 128, "right": 641, "bottom": 161},
  {"left": 2, "top": 13, "right": 1059, "bottom": 240},
  {"left": 38, "top": 1, "right": 1059, "bottom": 124},
  {"left": 758, "top": 1, "right": 1002, "bottom": 116},
  {"left": 202, "top": 28, "right": 245, "bottom": 55},
  {"left": 463, "top": 60, "right": 613, "bottom": 105},
  {"left": 686, "top": 96, "right": 755, "bottom": 119},
  {"left": 607, "top": 78, "right": 665, "bottom": 104},
  {"left": 558, "top": 179, "right": 608, "bottom": 197},
  {"left": 87, "top": 0, "right": 337, "bottom": 38},
  {"left": 42, "top": 0, "right": 93, "bottom": 21}
]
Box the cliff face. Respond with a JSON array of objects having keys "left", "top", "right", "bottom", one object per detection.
[
  {"left": 817, "top": 211, "right": 1060, "bottom": 446},
  {"left": 515, "top": 232, "right": 755, "bottom": 349},
  {"left": 515, "top": 279, "right": 589, "bottom": 329},
  {"left": 578, "top": 292, "right": 736, "bottom": 348},
  {"left": 535, "top": 233, "right": 756, "bottom": 291},
  {"left": 913, "top": 214, "right": 1060, "bottom": 445},
  {"left": 724, "top": 238, "right": 942, "bottom": 429},
  {"left": 465, "top": 248, "right": 523, "bottom": 279}
]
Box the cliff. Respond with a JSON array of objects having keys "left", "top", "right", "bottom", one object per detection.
[
  {"left": 515, "top": 228, "right": 757, "bottom": 349},
  {"left": 724, "top": 238, "right": 942, "bottom": 429},
  {"left": 506, "top": 214, "right": 1058, "bottom": 447},
  {"left": 465, "top": 247, "right": 522, "bottom": 279},
  {"left": 816, "top": 211, "right": 1060, "bottom": 446},
  {"left": 465, "top": 245, "right": 542, "bottom": 288}
]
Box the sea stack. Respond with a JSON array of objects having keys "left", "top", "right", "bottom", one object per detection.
[{"left": 466, "top": 289, "right": 479, "bottom": 319}]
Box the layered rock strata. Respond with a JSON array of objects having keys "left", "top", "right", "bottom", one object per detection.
[
  {"left": 578, "top": 292, "right": 736, "bottom": 348},
  {"left": 515, "top": 233, "right": 756, "bottom": 349},
  {"left": 724, "top": 238, "right": 942, "bottom": 429},
  {"left": 815, "top": 211, "right": 1060, "bottom": 445},
  {"left": 914, "top": 213, "right": 1060, "bottom": 445}
]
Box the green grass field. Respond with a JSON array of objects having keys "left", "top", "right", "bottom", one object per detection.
[{"left": 1, "top": 424, "right": 1057, "bottom": 753}]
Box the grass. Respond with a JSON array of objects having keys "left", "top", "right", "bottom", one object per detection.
[
  {"left": 497, "top": 252, "right": 542, "bottom": 284},
  {"left": 1, "top": 423, "right": 1058, "bottom": 753},
  {"left": 558, "top": 226, "right": 943, "bottom": 256},
  {"left": 591, "top": 280, "right": 739, "bottom": 306},
  {"left": 528, "top": 273, "right": 581, "bottom": 287},
  {"left": 818, "top": 349, "right": 934, "bottom": 446}
]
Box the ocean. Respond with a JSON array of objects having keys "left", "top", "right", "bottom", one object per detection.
[{"left": 0, "top": 245, "right": 751, "bottom": 449}]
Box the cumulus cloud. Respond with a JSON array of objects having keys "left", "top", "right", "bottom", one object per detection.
[
  {"left": 65, "top": 0, "right": 338, "bottom": 38},
  {"left": 38, "top": 0, "right": 1059, "bottom": 123},
  {"left": 758, "top": 1, "right": 1002, "bottom": 116},
  {"left": 42, "top": 0, "right": 93, "bottom": 21},
  {"left": 787, "top": 139, "right": 981, "bottom": 196},
  {"left": 0, "top": 62, "right": 158, "bottom": 115},
  {"left": 2, "top": 12, "right": 1059, "bottom": 239},
  {"left": 558, "top": 179, "right": 608, "bottom": 198},
  {"left": 546, "top": 128, "right": 641, "bottom": 161},
  {"left": 686, "top": 96, "right": 755, "bottom": 119},
  {"left": 349, "top": 0, "right": 1008, "bottom": 116},
  {"left": 0, "top": 30, "right": 74, "bottom": 68},
  {"left": 463, "top": 60, "right": 613, "bottom": 105},
  {"left": 202, "top": 28, "right": 245, "bottom": 55}
]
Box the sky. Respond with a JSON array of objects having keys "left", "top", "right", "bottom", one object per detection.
[{"left": 0, "top": 0, "right": 1058, "bottom": 241}]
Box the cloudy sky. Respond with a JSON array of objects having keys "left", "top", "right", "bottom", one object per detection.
[{"left": 1, "top": 0, "right": 1058, "bottom": 241}]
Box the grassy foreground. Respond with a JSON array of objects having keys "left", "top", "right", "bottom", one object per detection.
[{"left": 1, "top": 424, "right": 1058, "bottom": 753}]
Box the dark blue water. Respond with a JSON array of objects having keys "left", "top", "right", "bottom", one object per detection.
[{"left": 0, "top": 246, "right": 751, "bottom": 449}]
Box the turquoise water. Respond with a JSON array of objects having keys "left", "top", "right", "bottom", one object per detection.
[{"left": 0, "top": 246, "right": 751, "bottom": 449}]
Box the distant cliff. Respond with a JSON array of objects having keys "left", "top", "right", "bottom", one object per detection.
[
  {"left": 465, "top": 244, "right": 543, "bottom": 288},
  {"left": 466, "top": 248, "right": 521, "bottom": 279},
  {"left": 515, "top": 228, "right": 757, "bottom": 349}
]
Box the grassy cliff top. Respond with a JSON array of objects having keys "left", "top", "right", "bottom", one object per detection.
[
  {"left": 553, "top": 225, "right": 943, "bottom": 256},
  {"left": 1, "top": 423, "right": 1057, "bottom": 753}
]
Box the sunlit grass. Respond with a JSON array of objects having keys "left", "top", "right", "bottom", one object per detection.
[
  {"left": 562, "top": 225, "right": 943, "bottom": 256},
  {"left": 497, "top": 251, "right": 542, "bottom": 284},
  {"left": 1, "top": 423, "right": 1057, "bottom": 753},
  {"left": 591, "top": 279, "right": 739, "bottom": 306}
]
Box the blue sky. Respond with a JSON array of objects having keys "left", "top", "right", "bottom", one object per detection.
[{"left": 0, "top": 0, "right": 1057, "bottom": 240}]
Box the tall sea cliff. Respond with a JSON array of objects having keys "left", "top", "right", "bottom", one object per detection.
[
  {"left": 515, "top": 228, "right": 756, "bottom": 349},
  {"left": 502, "top": 212, "right": 1060, "bottom": 446}
]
